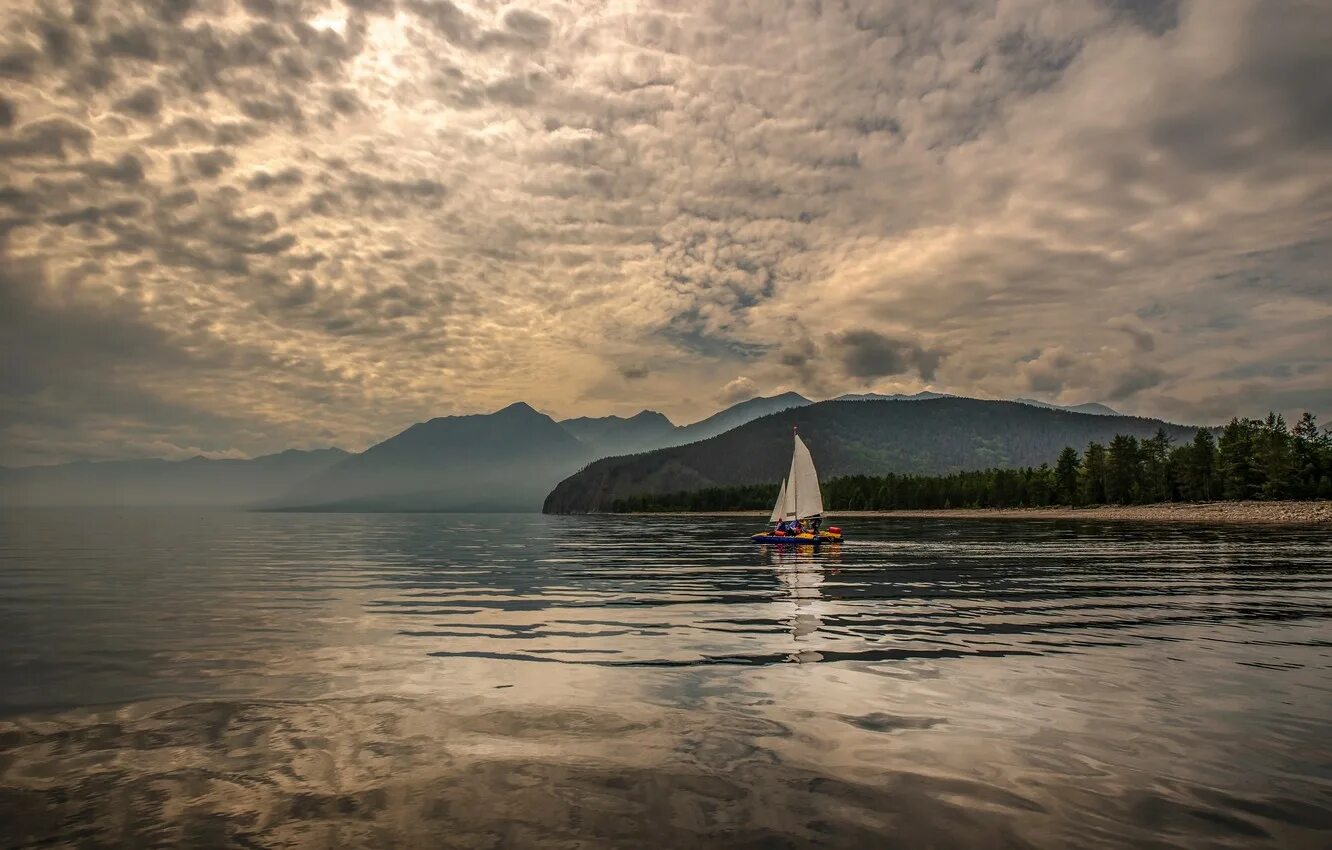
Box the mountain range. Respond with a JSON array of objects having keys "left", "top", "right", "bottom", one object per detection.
[
  {"left": 1, "top": 392, "right": 1137, "bottom": 510},
  {"left": 543, "top": 398, "right": 1193, "bottom": 514},
  {"left": 0, "top": 448, "right": 349, "bottom": 507},
  {"left": 0, "top": 393, "right": 814, "bottom": 508},
  {"left": 558, "top": 391, "right": 811, "bottom": 456}
]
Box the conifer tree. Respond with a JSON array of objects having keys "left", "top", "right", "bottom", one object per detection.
[
  {"left": 1218, "top": 418, "right": 1260, "bottom": 500},
  {"left": 1055, "top": 446, "right": 1080, "bottom": 505},
  {"left": 1179, "top": 428, "right": 1217, "bottom": 501},
  {"left": 1141, "top": 429, "right": 1172, "bottom": 503},
  {"left": 1105, "top": 434, "right": 1142, "bottom": 504},
  {"left": 1292, "top": 413, "right": 1331, "bottom": 498},
  {"left": 1080, "top": 442, "right": 1107, "bottom": 505},
  {"left": 1257, "top": 413, "right": 1295, "bottom": 499}
]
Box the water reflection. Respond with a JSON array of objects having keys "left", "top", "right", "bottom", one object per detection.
[
  {"left": 766, "top": 544, "right": 838, "bottom": 662},
  {"left": 0, "top": 510, "right": 1330, "bottom": 849}
]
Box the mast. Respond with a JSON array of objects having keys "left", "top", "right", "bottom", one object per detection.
[
  {"left": 787, "top": 425, "right": 799, "bottom": 519},
  {"left": 783, "top": 426, "right": 793, "bottom": 519}
]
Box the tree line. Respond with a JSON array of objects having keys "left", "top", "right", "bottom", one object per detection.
[{"left": 609, "top": 413, "right": 1332, "bottom": 512}]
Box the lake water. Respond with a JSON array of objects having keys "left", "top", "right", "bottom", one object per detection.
[{"left": 1, "top": 510, "right": 1330, "bottom": 849}]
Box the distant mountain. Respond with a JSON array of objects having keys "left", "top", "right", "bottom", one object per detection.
[
  {"left": 663, "top": 392, "right": 812, "bottom": 447},
  {"left": 0, "top": 448, "right": 348, "bottom": 507},
  {"left": 543, "top": 398, "right": 1198, "bottom": 513},
  {"left": 1015, "top": 398, "right": 1120, "bottom": 416},
  {"left": 267, "top": 395, "right": 821, "bottom": 511},
  {"left": 558, "top": 410, "right": 676, "bottom": 456},
  {"left": 833, "top": 391, "right": 952, "bottom": 402},
  {"left": 267, "top": 402, "right": 594, "bottom": 512}
]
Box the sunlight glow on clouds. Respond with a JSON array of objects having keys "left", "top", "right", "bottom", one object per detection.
[{"left": 0, "top": 0, "right": 1328, "bottom": 463}]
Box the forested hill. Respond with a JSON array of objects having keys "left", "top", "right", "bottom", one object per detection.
[{"left": 542, "top": 398, "right": 1200, "bottom": 514}]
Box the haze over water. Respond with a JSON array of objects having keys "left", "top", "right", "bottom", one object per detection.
[{"left": 2, "top": 511, "right": 1330, "bottom": 849}]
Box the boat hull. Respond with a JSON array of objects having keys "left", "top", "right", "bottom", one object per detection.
[{"left": 751, "top": 532, "right": 843, "bottom": 545}]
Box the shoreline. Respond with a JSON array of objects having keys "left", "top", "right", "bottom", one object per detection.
[{"left": 610, "top": 500, "right": 1331, "bottom": 526}]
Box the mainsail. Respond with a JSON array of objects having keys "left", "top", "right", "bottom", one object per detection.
[
  {"left": 768, "top": 478, "right": 788, "bottom": 523},
  {"left": 785, "top": 433, "right": 824, "bottom": 519}
]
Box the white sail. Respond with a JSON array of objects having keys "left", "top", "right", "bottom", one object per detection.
[
  {"left": 787, "top": 434, "right": 824, "bottom": 519},
  {"left": 768, "top": 478, "right": 788, "bottom": 522}
]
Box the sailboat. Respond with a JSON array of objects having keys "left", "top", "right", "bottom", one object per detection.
[{"left": 751, "top": 430, "right": 844, "bottom": 545}]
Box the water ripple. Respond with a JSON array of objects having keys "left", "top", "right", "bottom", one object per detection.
[{"left": 0, "top": 509, "right": 1329, "bottom": 849}]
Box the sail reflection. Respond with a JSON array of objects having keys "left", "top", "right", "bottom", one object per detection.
[{"left": 766, "top": 545, "right": 840, "bottom": 663}]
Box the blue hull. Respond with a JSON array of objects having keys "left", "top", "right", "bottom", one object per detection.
[{"left": 751, "top": 534, "right": 843, "bottom": 545}]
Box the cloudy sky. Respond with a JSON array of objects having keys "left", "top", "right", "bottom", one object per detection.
[{"left": 1, "top": 0, "right": 1328, "bottom": 464}]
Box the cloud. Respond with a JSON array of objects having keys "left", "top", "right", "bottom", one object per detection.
[
  {"left": 0, "top": 0, "right": 1328, "bottom": 463},
  {"left": 1019, "top": 348, "right": 1081, "bottom": 396},
  {"left": 97, "top": 25, "right": 159, "bottom": 61},
  {"left": 192, "top": 149, "right": 236, "bottom": 178},
  {"left": 779, "top": 338, "right": 817, "bottom": 369},
  {"left": 1109, "top": 367, "right": 1168, "bottom": 401},
  {"left": 1107, "top": 315, "right": 1156, "bottom": 352},
  {"left": 47, "top": 200, "right": 145, "bottom": 226},
  {"left": 501, "top": 8, "right": 552, "bottom": 45},
  {"left": 1104, "top": 0, "right": 1182, "bottom": 35},
  {"left": 82, "top": 152, "right": 146, "bottom": 184},
  {"left": 406, "top": 0, "right": 480, "bottom": 44},
  {"left": 0, "top": 45, "right": 41, "bottom": 79},
  {"left": 0, "top": 258, "right": 235, "bottom": 464},
  {"left": 247, "top": 166, "right": 304, "bottom": 190},
  {"left": 0, "top": 116, "right": 91, "bottom": 159},
  {"left": 718, "top": 377, "right": 759, "bottom": 404},
  {"left": 113, "top": 86, "right": 163, "bottom": 119},
  {"left": 832, "top": 330, "right": 944, "bottom": 383}
]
